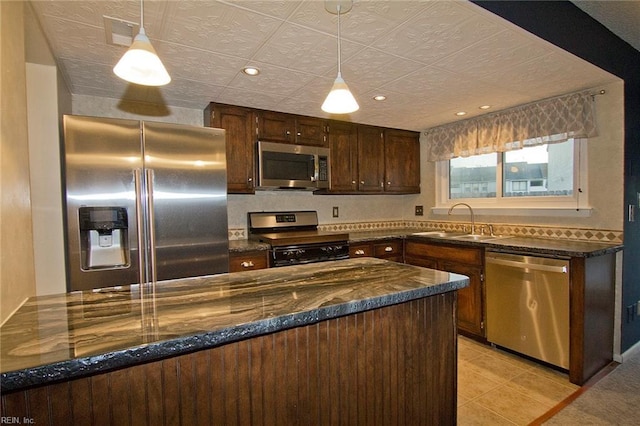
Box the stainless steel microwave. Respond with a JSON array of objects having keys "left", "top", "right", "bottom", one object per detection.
[{"left": 257, "top": 141, "right": 330, "bottom": 190}]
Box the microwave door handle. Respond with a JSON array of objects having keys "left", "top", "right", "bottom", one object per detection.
[{"left": 313, "top": 154, "right": 319, "bottom": 182}]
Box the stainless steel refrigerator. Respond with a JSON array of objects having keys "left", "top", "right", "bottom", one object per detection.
[{"left": 62, "top": 115, "right": 229, "bottom": 291}]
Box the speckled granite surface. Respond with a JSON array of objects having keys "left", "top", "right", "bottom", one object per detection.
[
  {"left": 348, "top": 229, "right": 622, "bottom": 258},
  {"left": 0, "top": 258, "right": 467, "bottom": 392}
]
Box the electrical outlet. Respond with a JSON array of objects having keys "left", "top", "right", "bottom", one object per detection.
[
  {"left": 415, "top": 205, "right": 423, "bottom": 216},
  {"left": 332, "top": 206, "right": 339, "bottom": 218}
]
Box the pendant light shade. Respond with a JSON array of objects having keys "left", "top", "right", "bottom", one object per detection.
[
  {"left": 321, "top": 73, "right": 359, "bottom": 114},
  {"left": 113, "top": 1, "right": 170, "bottom": 86},
  {"left": 322, "top": 1, "right": 358, "bottom": 114}
]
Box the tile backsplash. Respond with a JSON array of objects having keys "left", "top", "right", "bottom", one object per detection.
[{"left": 230, "top": 220, "right": 623, "bottom": 244}]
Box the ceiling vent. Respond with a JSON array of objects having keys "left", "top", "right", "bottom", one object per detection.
[{"left": 103, "top": 15, "right": 139, "bottom": 47}]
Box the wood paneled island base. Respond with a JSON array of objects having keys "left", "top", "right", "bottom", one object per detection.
[
  {"left": 2, "top": 292, "right": 457, "bottom": 425},
  {"left": 2, "top": 259, "right": 466, "bottom": 425}
]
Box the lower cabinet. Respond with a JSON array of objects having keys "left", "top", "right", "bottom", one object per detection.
[
  {"left": 404, "top": 239, "right": 485, "bottom": 338},
  {"left": 229, "top": 250, "right": 269, "bottom": 272},
  {"left": 349, "top": 238, "right": 404, "bottom": 262}
]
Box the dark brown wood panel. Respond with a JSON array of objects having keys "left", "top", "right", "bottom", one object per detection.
[
  {"left": 229, "top": 250, "right": 269, "bottom": 272},
  {"left": 569, "top": 254, "right": 616, "bottom": 385},
  {"left": 256, "top": 110, "right": 295, "bottom": 143},
  {"left": 328, "top": 120, "right": 358, "bottom": 192},
  {"left": 205, "top": 103, "right": 256, "bottom": 193},
  {"left": 357, "top": 125, "right": 385, "bottom": 192},
  {"left": 384, "top": 129, "right": 421, "bottom": 193},
  {"left": 405, "top": 240, "right": 482, "bottom": 265},
  {"left": 1, "top": 293, "right": 457, "bottom": 426},
  {"left": 295, "top": 116, "right": 327, "bottom": 146}
]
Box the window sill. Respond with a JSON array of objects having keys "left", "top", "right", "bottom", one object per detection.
[{"left": 432, "top": 206, "right": 593, "bottom": 218}]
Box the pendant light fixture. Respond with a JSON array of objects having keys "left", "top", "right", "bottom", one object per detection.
[
  {"left": 321, "top": 0, "right": 359, "bottom": 114},
  {"left": 113, "top": 0, "right": 171, "bottom": 86}
]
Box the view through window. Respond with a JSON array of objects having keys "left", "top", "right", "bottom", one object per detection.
[{"left": 449, "top": 140, "right": 575, "bottom": 200}]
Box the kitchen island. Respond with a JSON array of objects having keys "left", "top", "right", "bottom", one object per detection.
[{"left": 0, "top": 258, "right": 468, "bottom": 425}]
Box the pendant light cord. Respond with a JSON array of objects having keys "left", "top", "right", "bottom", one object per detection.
[
  {"left": 337, "top": 4, "right": 342, "bottom": 77},
  {"left": 140, "top": 0, "right": 145, "bottom": 32}
]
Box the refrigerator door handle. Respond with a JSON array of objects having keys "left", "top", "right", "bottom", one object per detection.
[
  {"left": 134, "top": 169, "right": 146, "bottom": 286},
  {"left": 146, "top": 168, "right": 158, "bottom": 285}
]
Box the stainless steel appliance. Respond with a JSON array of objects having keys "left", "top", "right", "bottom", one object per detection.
[
  {"left": 485, "top": 251, "right": 570, "bottom": 369},
  {"left": 256, "top": 141, "right": 330, "bottom": 190},
  {"left": 248, "top": 211, "right": 348, "bottom": 267},
  {"left": 62, "top": 115, "right": 229, "bottom": 291}
]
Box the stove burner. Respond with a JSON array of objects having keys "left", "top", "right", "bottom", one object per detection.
[{"left": 248, "top": 211, "right": 350, "bottom": 267}]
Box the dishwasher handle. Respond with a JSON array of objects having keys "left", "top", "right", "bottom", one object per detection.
[{"left": 486, "top": 256, "right": 568, "bottom": 274}]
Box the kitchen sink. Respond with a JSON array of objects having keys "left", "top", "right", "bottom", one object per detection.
[
  {"left": 412, "top": 231, "right": 512, "bottom": 242},
  {"left": 411, "top": 231, "right": 466, "bottom": 238},
  {"left": 452, "top": 234, "right": 512, "bottom": 242}
]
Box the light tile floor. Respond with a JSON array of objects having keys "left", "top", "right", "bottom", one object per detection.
[{"left": 457, "top": 336, "right": 580, "bottom": 425}]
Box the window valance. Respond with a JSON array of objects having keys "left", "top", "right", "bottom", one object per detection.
[{"left": 421, "top": 90, "right": 598, "bottom": 161}]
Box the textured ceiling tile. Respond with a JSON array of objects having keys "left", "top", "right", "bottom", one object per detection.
[
  {"left": 341, "top": 47, "right": 424, "bottom": 90},
  {"left": 433, "top": 29, "right": 550, "bottom": 79},
  {"left": 32, "top": 0, "right": 623, "bottom": 132},
  {"left": 251, "top": 22, "right": 357, "bottom": 74},
  {"left": 37, "top": 17, "right": 123, "bottom": 66},
  {"left": 162, "top": 1, "right": 282, "bottom": 58},
  {"left": 226, "top": 64, "right": 317, "bottom": 96},
  {"left": 155, "top": 42, "right": 246, "bottom": 86}
]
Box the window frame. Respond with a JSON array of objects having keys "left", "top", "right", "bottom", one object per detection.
[{"left": 434, "top": 138, "right": 591, "bottom": 217}]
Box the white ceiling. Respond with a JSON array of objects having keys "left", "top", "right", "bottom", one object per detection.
[{"left": 30, "top": 0, "right": 626, "bottom": 131}]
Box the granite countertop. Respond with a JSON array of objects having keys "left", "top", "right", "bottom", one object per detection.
[
  {"left": 347, "top": 228, "right": 622, "bottom": 258},
  {"left": 0, "top": 258, "right": 468, "bottom": 393},
  {"left": 228, "top": 239, "right": 269, "bottom": 252}
]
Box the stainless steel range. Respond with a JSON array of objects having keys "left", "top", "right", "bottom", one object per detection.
[{"left": 248, "top": 211, "right": 349, "bottom": 267}]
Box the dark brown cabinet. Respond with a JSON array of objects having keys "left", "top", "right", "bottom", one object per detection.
[
  {"left": 256, "top": 110, "right": 327, "bottom": 147},
  {"left": 357, "top": 125, "right": 385, "bottom": 193},
  {"left": 405, "top": 239, "right": 485, "bottom": 338},
  {"left": 229, "top": 250, "right": 269, "bottom": 272},
  {"left": 350, "top": 238, "right": 403, "bottom": 263},
  {"left": 204, "top": 103, "right": 256, "bottom": 193},
  {"left": 204, "top": 102, "right": 419, "bottom": 194},
  {"left": 327, "top": 120, "right": 358, "bottom": 192},
  {"left": 384, "top": 129, "right": 420, "bottom": 193}
]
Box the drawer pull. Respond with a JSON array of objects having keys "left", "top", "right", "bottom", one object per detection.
[
  {"left": 384, "top": 246, "right": 393, "bottom": 252},
  {"left": 240, "top": 261, "right": 255, "bottom": 268},
  {"left": 354, "top": 249, "right": 365, "bottom": 256}
]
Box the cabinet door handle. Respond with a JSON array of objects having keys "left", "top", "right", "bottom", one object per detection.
[
  {"left": 297, "top": 132, "right": 301, "bottom": 136},
  {"left": 240, "top": 261, "right": 255, "bottom": 268},
  {"left": 384, "top": 246, "right": 393, "bottom": 252},
  {"left": 285, "top": 130, "right": 291, "bottom": 136},
  {"left": 387, "top": 181, "right": 391, "bottom": 185},
  {"left": 248, "top": 177, "right": 253, "bottom": 182},
  {"left": 360, "top": 181, "right": 365, "bottom": 185},
  {"left": 354, "top": 249, "right": 365, "bottom": 255}
]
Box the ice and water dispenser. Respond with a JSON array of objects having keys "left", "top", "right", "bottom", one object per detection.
[{"left": 78, "top": 207, "right": 130, "bottom": 270}]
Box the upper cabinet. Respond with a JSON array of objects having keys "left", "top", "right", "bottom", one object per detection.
[
  {"left": 384, "top": 129, "right": 421, "bottom": 193},
  {"left": 204, "top": 103, "right": 256, "bottom": 194},
  {"left": 357, "top": 125, "right": 386, "bottom": 193},
  {"left": 327, "top": 120, "right": 358, "bottom": 192},
  {"left": 205, "top": 102, "right": 420, "bottom": 195},
  {"left": 256, "top": 110, "right": 327, "bottom": 147}
]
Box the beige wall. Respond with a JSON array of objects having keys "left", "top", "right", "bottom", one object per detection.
[{"left": 1, "top": 1, "right": 36, "bottom": 323}]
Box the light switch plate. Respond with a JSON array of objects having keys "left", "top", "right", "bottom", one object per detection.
[{"left": 332, "top": 206, "right": 339, "bottom": 218}]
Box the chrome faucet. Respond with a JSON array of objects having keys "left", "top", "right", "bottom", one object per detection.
[{"left": 448, "top": 202, "right": 476, "bottom": 235}]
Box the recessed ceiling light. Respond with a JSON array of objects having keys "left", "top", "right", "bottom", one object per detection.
[
  {"left": 373, "top": 95, "right": 387, "bottom": 101},
  {"left": 242, "top": 66, "right": 260, "bottom": 76},
  {"left": 479, "top": 105, "right": 491, "bottom": 110},
  {"left": 455, "top": 111, "right": 467, "bottom": 116}
]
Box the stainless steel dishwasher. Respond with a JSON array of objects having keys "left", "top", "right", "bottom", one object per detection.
[{"left": 485, "top": 251, "right": 570, "bottom": 369}]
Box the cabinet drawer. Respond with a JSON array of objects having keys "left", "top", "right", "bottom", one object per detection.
[
  {"left": 229, "top": 251, "right": 269, "bottom": 272},
  {"left": 374, "top": 240, "right": 402, "bottom": 257},
  {"left": 350, "top": 243, "right": 373, "bottom": 258},
  {"left": 405, "top": 240, "right": 482, "bottom": 265}
]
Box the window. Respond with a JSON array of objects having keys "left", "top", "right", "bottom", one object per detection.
[{"left": 436, "top": 139, "right": 589, "bottom": 214}]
